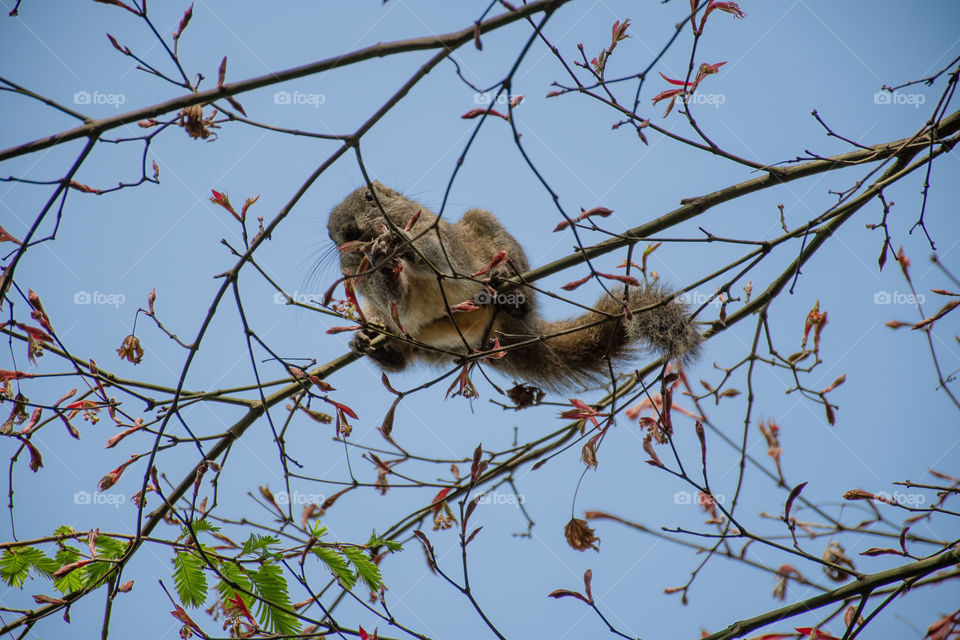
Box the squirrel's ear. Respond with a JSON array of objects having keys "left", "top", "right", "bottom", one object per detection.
[{"left": 371, "top": 180, "right": 397, "bottom": 197}]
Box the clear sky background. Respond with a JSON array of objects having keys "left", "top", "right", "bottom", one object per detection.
[{"left": 2, "top": 1, "right": 959, "bottom": 639}]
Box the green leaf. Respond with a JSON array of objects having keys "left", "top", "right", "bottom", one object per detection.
[
  {"left": 83, "top": 560, "right": 114, "bottom": 587},
  {"left": 53, "top": 548, "right": 84, "bottom": 594},
  {"left": 173, "top": 551, "right": 208, "bottom": 607},
  {"left": 240, "top": 534, "right": 279, "bottom": 558},
  {"left": 313, "top": 547, "right": 354, "bottom": 589},
  {"left": 342, "top": 547, "right": 382, "bottom": 591},
  {"left": 250, "top": 562, "right": 299, "bottom": 635},
  {"left": 367, "top": 530, "right": 403, "bottom": 553},
  {"left": 27, "top": 548, "right": 60, "bottom": 579},
  {"left": 1, "top": 548, "right": 32, "bottom": 587},
  {"left": 79, "top": 535, "right": 127, "bottom": 587},
  {"left": 216, "top": 560, "right": 254, "bottom": 611},
  {"left": 180, "top": 519, "right": 220, "bottom": 540},
  {"left": 95, "top": 535, "right": 127, "bottom": 559}
]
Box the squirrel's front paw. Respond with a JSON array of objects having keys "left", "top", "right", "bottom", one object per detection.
[
  {"left": 349, "top": 326, "right": 409, "bottom": 371},
  {"left": 348, "top": 326, "right": 379, "bottom": 356},
  {"left": 368, "top": 225, "right": 410, "bottom": 264}
]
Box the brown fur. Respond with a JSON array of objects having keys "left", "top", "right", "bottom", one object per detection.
[{"left": 327, "top": 182, "right": 700, "bottom": 390}]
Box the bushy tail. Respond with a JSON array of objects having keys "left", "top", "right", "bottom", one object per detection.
[{"left": 496, "top": 282, "right": 700, "bottom": 390}]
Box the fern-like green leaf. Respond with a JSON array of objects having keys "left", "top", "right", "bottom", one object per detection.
[
  {"left": 181, "top": 520, "right": 220, "bottom": 539},
  {"left": 1, "top": 548, "right": 32, "bottom": 587},
  {"left": 240, "top": 534, "right": 279, "bottom": 558},
  {"left": 250, "top": 562, "right": 299, "bottom": 635},
  {"left": 82, "top": 535, "right": 127, "bottom": 587},
  {"left": 173, "top": 551, "right": 208, "bottom": 607},
  {"left": 342, "top": 547, "right": 382, "bottom": 591},
  {"left": 53, "top": 548, "right": 85, "bottom": 594},
  {"left": 367, "top": 530, "right": 403, "bottom": 553},
  {"left": 216, "top": 560, "right": 255, "bottom": 617},
  {"left": 94, "top": 535, "right": 127, "bottom": 558},
  {"left": 27, "top": 548, "right": 59, "bottom": 579},
  {"left": 83, "top": 559, "right": 114, "bottom": 588},
  {"left": 313, "top": 547, "right": 355, "bottom": 589}
]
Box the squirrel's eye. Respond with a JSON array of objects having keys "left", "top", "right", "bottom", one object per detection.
[{"left": 364, "top": 191, "right": 374, "bottom": 203}]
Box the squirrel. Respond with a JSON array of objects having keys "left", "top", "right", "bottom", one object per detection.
[{"left": 327, "top": 181, "right": 701, "bottom": 390}]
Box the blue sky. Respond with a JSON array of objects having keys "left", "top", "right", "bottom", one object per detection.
[{"left": 2, "top": 1, "right": 959, "bottom": 638}]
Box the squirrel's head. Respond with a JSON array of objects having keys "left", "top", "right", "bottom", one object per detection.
[
  {"left": 327, "top": 181, "right": 424, "bottom": 275},
  {"left": 327, "top": 181, "right": 402, "bottom": 271},
  {"left": 327, "top": 181, "right": 403, "bottom": 245}
]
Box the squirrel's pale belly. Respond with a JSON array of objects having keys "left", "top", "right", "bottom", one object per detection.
[
  {"left": 412, "top": 306, "right": 496, "bottom": 352},
  {"left": 394, "top": 257, "right": 492, "bottom": 351}
]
